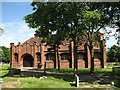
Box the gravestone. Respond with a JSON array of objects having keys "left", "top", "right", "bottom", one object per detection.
[{"left": 75, "top": 74, "right": 79, "bottom": 87}]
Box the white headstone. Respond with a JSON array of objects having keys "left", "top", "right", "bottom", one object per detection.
[{"left": 75, "top": 74, "right": 79, "bottom": 87}]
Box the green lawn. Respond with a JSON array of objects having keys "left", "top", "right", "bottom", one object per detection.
[
  {"left": 1, "top": 64, "right": 74, "bottom": 88},
  {"left": 0, "top": 64, "right": 10, "bottom": 77},
  {"left": 0, "top": 70, "right": 9, "bottom": 77},
  {"left": 44, "top": 68, "right": 120, "bottom": 76},
  {"left": 1, "top": 63, "right": 120, "bottom": 77},
  {"left": 107, "top": 62, "right": 120, "bottom": 67},
  {"left": 2, "top": 75, "right": 120, "bottom": 89},
  {"left": 44, "top": 68, "right": 91, "bottom": 74},
  {"left": 1, "top": 64, "right": 10, "bottom": 70},
  {"left": 2, "top": 76, "right": 72, "bottom": 88},
  {"left": 0, "top": 64, "right": 20, "bottom": 77},
  {"left": 1, "top": 64, "right": 120, "bottom": 88}
]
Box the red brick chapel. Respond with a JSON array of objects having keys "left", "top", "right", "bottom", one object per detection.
[{"left": 10, "top": 35, "right": 106, "bottom": 69}]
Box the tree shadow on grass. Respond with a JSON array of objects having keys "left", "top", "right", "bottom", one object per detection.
[
  {"left": 21, "top": 71, "right": 75, "bottom": 82},
  {"left": 19, "top": 68, "right": 120, "bottom": 85},
  {"left": 114, "top": 79, "right": 120, "bottom": 88}
]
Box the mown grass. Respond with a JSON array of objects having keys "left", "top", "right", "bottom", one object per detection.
[
  {"left": 44, "top": 68, "right": 90, "bottom": 74},
  {"left": 0, "top": 64, "right": 20, "bottom": 77},
  {"left": 107, "top": 62, "right": 120, "bottom": 67},
  {"left": 2, "top": 76, "right": 73, "bottom": 88},
  {"left": 1, "top": 64, "right": 120, "bottom": 88},
  {"left": 1, "top": 64, "right": 10, "bottom": 70},
  {"left": 19, "top": 72, "right": 75, "bottom": 82},
  {"left": 1, "top": 64, "right": 120, "bottom": 77},
  {"left": 2, "top": 76, "right": 120, "bottom": 89},
  {"left": 0, "top": 70, "right": 9, "bottom": 77},
  {"left": 0, "top": 64, "right": 10, "bottom": 77},
  {"left": 44, "top": 68, "right": 120, "bottom": 76}
]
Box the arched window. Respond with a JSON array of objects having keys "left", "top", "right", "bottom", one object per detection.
[
  {"left": 14, "top": 53, "right": 18, "bottom": 63},
  {"left": 61, "top": 53, "right": 69, "bottom": 60},
  {"left": 46, "top": 53, "right": 55, "bottom": 61},
  {"left": 77, "top": 53, "right": 84, "bottom": 60},
  {"left": 37, "top": 53, "right": 41, "bottom": 63}
]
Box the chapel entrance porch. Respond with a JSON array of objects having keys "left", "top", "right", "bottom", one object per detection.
[{"left": 22, "top": 54, "right": 34, "bottom": 67}]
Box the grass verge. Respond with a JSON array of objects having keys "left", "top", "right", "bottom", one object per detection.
[
  {"left": 0, "top": 64, "right": 20, "bottom": 77},
  {"left": 2, "top": 76, "right": 72, "bottom": 88},
  {"left": 44, "top": 68, "right": 120, "bottom": 76}
]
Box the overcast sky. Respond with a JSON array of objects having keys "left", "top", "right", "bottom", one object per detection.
[{"left": 0, "top": 1, "right": 118, "bottom": 49}]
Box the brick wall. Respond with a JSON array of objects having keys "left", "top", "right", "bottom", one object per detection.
[
  {"left": 10, "top": 35, "right": 106, "bottom": 69},
  {"left": 60, "top": 60, "right": 69, "bottom": 68},
  {"left": 78, "top": 60, "right": 85, "bottom": 68},
  {"left": 46, "top": 61, "right": 54, "bottom": 68}
]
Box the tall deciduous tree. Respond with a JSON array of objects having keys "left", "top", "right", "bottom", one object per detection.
[
  {"left": 24, "top": 2, "right": 89, "bottom": 73},
  {"left": 81, "top": 11, "right": 102, "bottom": 73},
  {"left": 107, "top": 45, "right": 120, "bottom": 63},
  {"left": 24, "top": 2, "right": 120, "bottom": 73},
  {"left": 85, "top": 2, "right": 120, "bottom": 73},
  {"left": 1, "top": 46, "right": 10, "bottom": 63},
  {"left": 38, "top": 33, "right": 65, "bottom": 70}
]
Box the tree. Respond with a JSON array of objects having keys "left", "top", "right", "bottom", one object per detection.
[
  {"left": 24, "top": 2, "right": 120, "bottom": 73},
  {"left": 32, "top": 2, "right": 70, "bottom": 71},
  {"left": 0, "top": 47, "right": 2, "bottom": 62},
  {"left": 107, "top": 45, "right": 120, "bottom": 64},
  {"left": 40, "top": 34, "right": 65, "bottom": 70},
  {"left": 1, "top": 46, "right": 10, "bottom": 63},
  {"left": 85, "top": 2, "right": 120, "bottom": 72},
  {"left": 116, "top": 20, "right": 120, "bottom": 46},
  {"left": 80, "top": 11, "right": 102, "bottom": 73},
  {"left": 24, "top": 2, "right": 89, "bottom": 74}
]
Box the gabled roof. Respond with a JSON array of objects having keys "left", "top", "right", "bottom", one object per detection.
[
  {"left": 22, "top": 35, "right": 72, "bottom": 45},
  {"left": 22, "top": 36, "right": 42, "bottom": 45}
]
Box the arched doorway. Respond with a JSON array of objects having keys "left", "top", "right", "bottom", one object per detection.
[{"left": 22, "top": 54, "right": 34, "bottom": 67}]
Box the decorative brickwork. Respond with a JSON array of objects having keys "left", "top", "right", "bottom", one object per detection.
[{"left": 10, "top": 35, "right": 106, "bottom": 69}]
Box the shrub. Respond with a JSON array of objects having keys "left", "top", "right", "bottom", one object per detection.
[{"left": 9, "top": 68, "right": 20, "bottom": 74}]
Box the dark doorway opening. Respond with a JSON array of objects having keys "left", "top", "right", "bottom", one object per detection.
[{"left": 23, "top": 54, "right": 34, "bottom": 67}]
